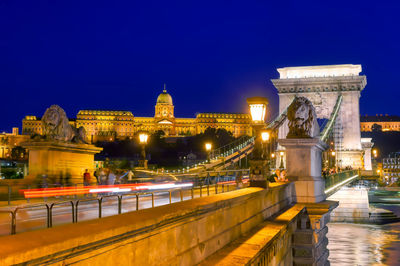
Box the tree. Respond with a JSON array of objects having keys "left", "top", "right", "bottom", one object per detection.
[
  {"left": 371, "top": 123, "right": 382, "bottom": 132},
  {"left": 11, "top": 146, "right": 26, "bottom": 160}
]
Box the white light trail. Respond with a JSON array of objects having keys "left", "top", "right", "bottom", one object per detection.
[
  {"left": 141, "top": 183, "right": 193, "bottom": 190},
  {"left": 324, "top": 174, "right": 358, "bottom": 194},
  {"left": 89, "top": 188, "right": 132, "bottom": 193}
]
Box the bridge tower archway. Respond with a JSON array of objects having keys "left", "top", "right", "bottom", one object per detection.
[{"left": 271, "top": 64, "right": 367, "bottom": 169}]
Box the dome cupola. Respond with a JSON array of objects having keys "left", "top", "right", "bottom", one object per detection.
[
  {"left": 156, "top": 86, "right": 173, "bottom": 105},
  {"left": 155, "top": 84, "right": 174, "bottom": 119}
]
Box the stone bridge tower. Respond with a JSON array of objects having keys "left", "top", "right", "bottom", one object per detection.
[{"left": 271, "top": 64, "right": 367, "bottom": 168}]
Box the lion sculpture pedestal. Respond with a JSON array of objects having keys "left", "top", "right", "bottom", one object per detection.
[
  {"left": 22, "top": 140, "right": 103, "bottom": 185},
  {"left": 22, "top": 105, "right": 102, "bottom": 185},
  {"left": 278, "top": 138, "right": 327, "bottom": 203}
]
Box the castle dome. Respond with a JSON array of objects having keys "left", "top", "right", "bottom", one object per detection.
[{"left": 156, "top": 89, "right": 173, "bottom": 105}]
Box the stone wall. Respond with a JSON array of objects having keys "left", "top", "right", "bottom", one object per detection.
[
  {"left": 200, "top": 205, "right": 306, "bottom": 265},
  {"left": 328, "top": 187, "right": 370, "bottom": 223},
  {"left": 0, "top": 184, "right": 293, "bottom": 265}
]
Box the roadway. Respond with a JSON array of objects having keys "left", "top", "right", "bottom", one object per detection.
[{"left": 0, "top": 183, "right": 240, "bottom": 236}]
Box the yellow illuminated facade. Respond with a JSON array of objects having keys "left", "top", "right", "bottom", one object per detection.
[
  {"left": 22, "top": 89, "right": 252, "bottom": 142},
  {"left": 360, "top": 115, "right": 400, "bottom": 132},
  {"left": 0, "top": 128, "right": 30, "bottom": 159}
]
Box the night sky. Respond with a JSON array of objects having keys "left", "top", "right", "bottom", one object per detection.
[{"left": 1, "top": 0, "right": 400, "bottom": 132}]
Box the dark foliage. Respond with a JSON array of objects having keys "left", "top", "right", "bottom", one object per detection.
[{"left": 95, "top": 127, "right": 240, "bottom": 167}]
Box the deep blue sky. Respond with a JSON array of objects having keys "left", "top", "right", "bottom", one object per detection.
[{"left": 1, "top": 0, "right": 400, "bottom": 132}]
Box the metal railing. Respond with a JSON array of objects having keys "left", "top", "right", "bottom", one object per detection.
[
  {"left": 265, "top": 98, "right": 295, "bottom": 131},
  {"left": 0, "top": 181, "right": 245, "bottom": 236},
  {"left": 320, "top": 94, "right": 343, "bottom": 142},
  {"left": 209, "top": 136, "right": 253, "bottom": 159},
  {"left": 324, "top": 170, "right": 359, "bottom": 196}
]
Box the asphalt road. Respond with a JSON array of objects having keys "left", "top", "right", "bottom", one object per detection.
[{"left": 0, "top": 184, "right": 239, "bottom": 236}]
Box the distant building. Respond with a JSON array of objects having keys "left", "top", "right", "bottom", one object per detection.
[
  {"left": 0, "top": 128, "right": 29, "bottom": 159},
  {"left": 382, "top": 152, "right": 400, "bottom": 184},
  {"left": 360, "top": 114, "right": 400, "bottom": 132},
  {"left": 22, "top": 87, "right": 252, "bottom": 143}
]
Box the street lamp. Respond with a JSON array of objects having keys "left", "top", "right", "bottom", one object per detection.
[
  {"left": 261, "top": 130, "right": 270, "bottom": 142},
  {"left": 138, "top": 132, "right": 149, "bottom": 169},
  {"left": 247, "top": 97, "right": 268, "bottom": 123},
  {"left": 205, "top": 142, "right": 212, "bottom": 163},
  {"left": 372, "top": 149, "right": 378, "bottom": 158},
  {"left": 247, "top": 96, "right": 269, "bottom": 188},
  {"left": 261, "top": 130, "right": 270, "bottom": 159},
  {"left": 331, "top": 151, "right": 336, "bottom": 171},
  {"left": 279, "top": 151, "right": 285, "bottom": 170}
]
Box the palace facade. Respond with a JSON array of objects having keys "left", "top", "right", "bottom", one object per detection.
[
  {"left": 0, "top": 128, "right": 30, "bottom": 159},
  {"left": 22, "top": 89, "right": 252, "bottom": 143},
  {"left": 360, "top": 115, "right": 400, "bottom": 132}
]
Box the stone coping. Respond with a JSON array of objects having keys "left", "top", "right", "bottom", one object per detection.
[
  {"left": 199, "top": 204, "right": 305, "bottom": 265},
  {"left": 21, "top": 140, "right": 103, "bottom": 153},
  {"left": 0, "top": 186, "right": 292, "bottom": 265}
]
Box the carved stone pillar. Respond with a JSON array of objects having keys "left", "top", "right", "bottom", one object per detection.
[
  {"left": 292, "top": 201, "right": 338, "bottom": 266},
  {"left": 278, "top": 138, "right": 328, "bottom": 203},
  {"left": 361, "top": 138, "right": 373, "bottom": 171},
  {"left": 279, "top": 138, "right": 338, "bottom": 265}
]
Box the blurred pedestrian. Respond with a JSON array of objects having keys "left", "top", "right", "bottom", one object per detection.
[
  {"left": 127, "top": 170, "right": 134, "bottom": 181},
  {"left": 107, "top": 169, "right": 116, "bottom": 185},
  {"left": 93, "top": 170, "right": 99, "bottom": 184},
  {"left": 99, "top": 168, "right": 107, "bottom": 185},
  {"left": 83, "top": 169, "right": 91, "bottom": 186}
]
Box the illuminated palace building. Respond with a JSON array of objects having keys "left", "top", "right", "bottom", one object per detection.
[
  {"left": 360, "top": 114, "right": 400, "bottom": 132},
  {"left": 22, "top": 88, "right": 252, "bottom": 143}
]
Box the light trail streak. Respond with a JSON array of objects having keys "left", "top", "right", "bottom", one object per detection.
[
  {"left": 20, "top": 182, "right": 193, "bottom": 198},
  {"left": 324, "top": 174, "right": 358, "bottom": 194}
]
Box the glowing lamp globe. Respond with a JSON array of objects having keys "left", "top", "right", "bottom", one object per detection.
[
  {"left": 139, "top": 133, "right": 149, "bottom": 144},
  {"left": 205, "top": 143, "right": 212, "bottom": 151},
  {"left": 261, "top": 131, "right": 270, "bottom": 142},
  {"left": 247, "top": 97, "right": 268, "bottom": 123}
]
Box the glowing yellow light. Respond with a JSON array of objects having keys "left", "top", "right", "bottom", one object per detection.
[
  {"left": 325, "top": 174, "right": 359, "bottom": 194},
  {"left": 205, "top": 143, "right": 212, "bottom": 151},
  {"left": 139, "top": 133, "right": 149, "bottom": 144},
  {"left": 249, "top": 104, "right": 266, "bottom": 122},
  {"left": 261, "top": 131, "right": 270, "bottom": 142},
  {"left": 280, "top": 151, "right": 284, "bottom": 156},
  {"left": 271, "top": 153, "right": 275, "bottom": 158},
  {"left": 247, "top": 97, "right": 268, "bottom": 123},
  {"left": 377, "top": 169, "right": 381, "bottom": 173},
  {"left": 331, "top": 151, "right": 336, "bottom": 156}
]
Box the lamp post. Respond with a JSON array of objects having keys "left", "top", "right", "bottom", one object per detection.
[
  {"left": 247, "top": 96, "right": 269, "bottom": 188},
  {"left": 330, "top": 151, "right": 336, "bottom": 172},
  {"left": 138, "top": 132, "right": 149, "bottom": 169},
  {"left": 279, "top": 151, "right": 285, "bottom": 170},
  {"left": 205, "top": 142, "right": 212, "bottom": 163},
  {"left": 271, "top": 153, "right": 276, "bottom": 170},
  {"left": 261, "top": 129, "right": 270, "bottom": 160}
]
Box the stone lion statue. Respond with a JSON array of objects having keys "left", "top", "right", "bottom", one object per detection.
[
  {"left": 286, "top": 97, "right": 320, "bottom": 138},
  {"left": 41, "top": 105, "right": 87, "bottom": 143}
]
